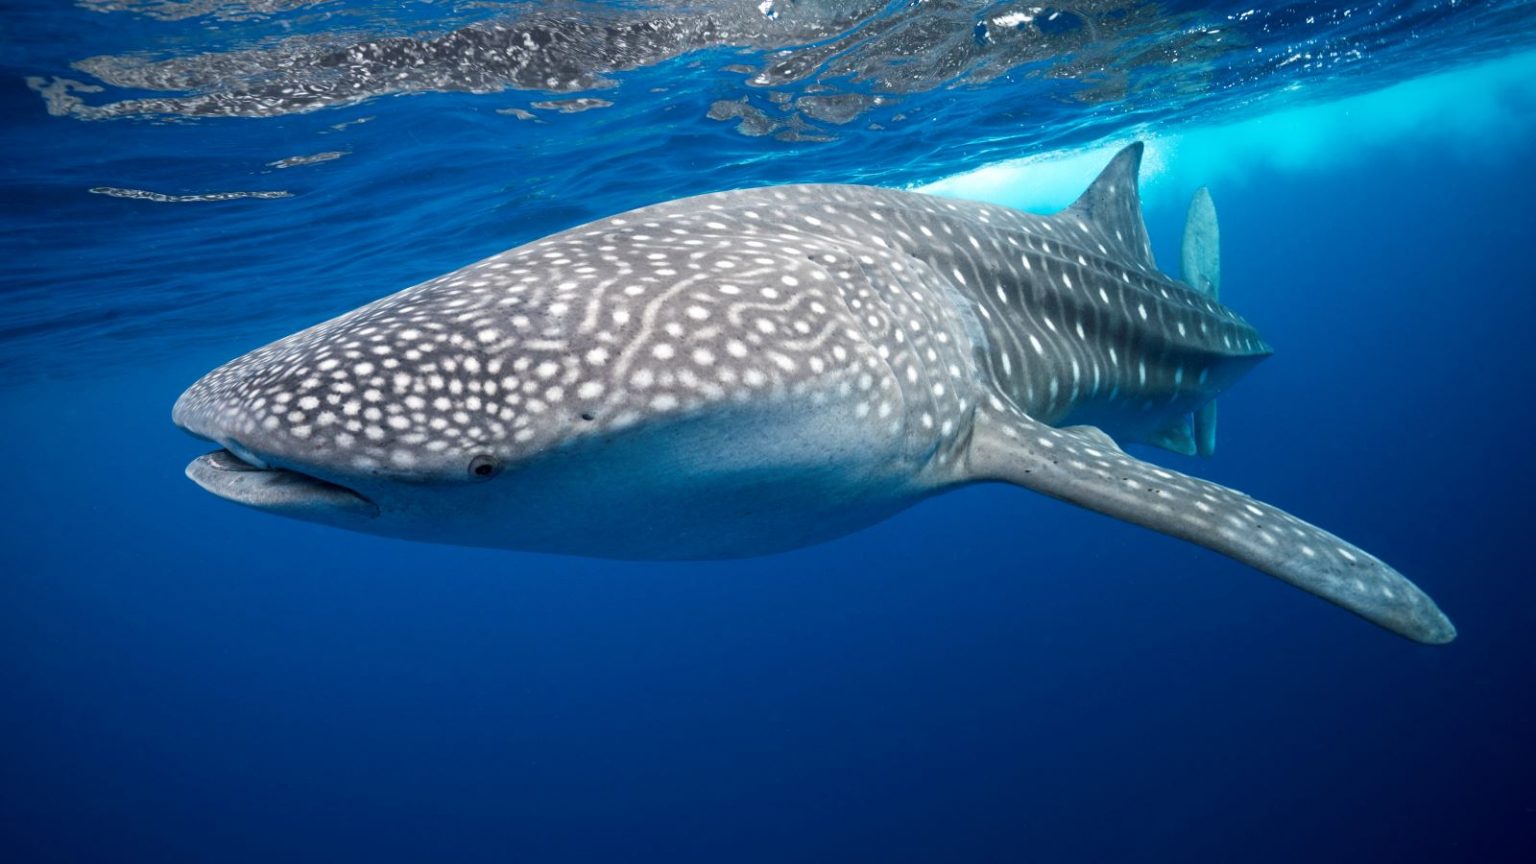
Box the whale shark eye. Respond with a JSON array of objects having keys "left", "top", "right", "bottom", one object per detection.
[{"left": 467, "top": 454, "right": 500, "bottom": 480}]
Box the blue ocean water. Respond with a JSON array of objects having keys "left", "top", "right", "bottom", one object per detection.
[{"left": 3, "top": 1, "right": 1535, "bottom": 861}]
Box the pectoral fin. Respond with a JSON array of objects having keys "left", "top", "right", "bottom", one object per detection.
[{"left": 964, "top": 405, "right": 1454, "bottom": 644}]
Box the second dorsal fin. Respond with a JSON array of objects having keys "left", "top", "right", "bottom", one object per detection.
[{"left": 1061, "top": 142, "right": 1155, "bottom": 269}]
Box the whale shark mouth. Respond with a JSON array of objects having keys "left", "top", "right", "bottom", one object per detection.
[{"left": 185, "top": 448, "right": 379, "bottom": 519}]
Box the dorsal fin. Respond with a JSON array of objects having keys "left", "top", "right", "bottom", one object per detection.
[{"left": 1062, "top": 142, "right": 1155, "bottom": 268}]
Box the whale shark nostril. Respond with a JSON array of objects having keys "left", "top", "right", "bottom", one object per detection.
[{"left": 223, "top": 440, "right": 271, "bottom": 470}]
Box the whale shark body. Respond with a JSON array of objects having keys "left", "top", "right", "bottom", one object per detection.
[{"left": 174, "top": 143, "right": 1454, "bottom": 644}]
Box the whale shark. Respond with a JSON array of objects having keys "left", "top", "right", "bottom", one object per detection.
[{"left": 173, "top": 143, "right": 1454, "bottom": 644}]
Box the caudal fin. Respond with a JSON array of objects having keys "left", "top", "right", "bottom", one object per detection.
[{"left": 1182, "top": 187, "right": 1221, "bottom": 457}]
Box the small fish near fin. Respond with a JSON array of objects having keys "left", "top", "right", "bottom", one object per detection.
[
  {"left": 1182, "top": 186, "right": 1221, "bottom": 456},
  {"left": 1062, "top": 142, "right": 1156, "bottom": 270},
  {"left": 964, "top": 406, "right": 1456, "bottom": 645}
]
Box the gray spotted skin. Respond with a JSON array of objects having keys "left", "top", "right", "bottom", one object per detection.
[
  {"left": 174, "top": 184, "right": 988, "bottom": 484},
  {"left": 174, "top": 142, "right": 1455, "bottom": 644},
  {"left": 175, "top": 181, "right": 992, "bottom": 556}
]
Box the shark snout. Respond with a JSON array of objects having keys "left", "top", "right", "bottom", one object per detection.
[
  {"left": 173, "top": 373, "right": 378, "bottom": 519},
  {"left": 172, "top": 374, "right": 270, "bottom": 462},
  {"left": 173, "top": 375, "right": 241, "bottom": 447}
]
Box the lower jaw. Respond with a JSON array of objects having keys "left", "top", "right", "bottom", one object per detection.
[{"left": 187, "top": 448, "right": 380, "bottom": 519}]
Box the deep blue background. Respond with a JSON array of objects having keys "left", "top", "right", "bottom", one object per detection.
[
  {"left": 3, "top": 3, "right": 1536, "bottom": 862},
  {"left": 4, "top": 128, "right": 1535, "bottom": 863}
]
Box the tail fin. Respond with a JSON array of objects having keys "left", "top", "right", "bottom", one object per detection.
[
  {"left": 1181, "top": 187, "right": 1221, "bottom": 457},
  {"left": 1181, "top": 187, "right": 1220, "bottom": 298}
]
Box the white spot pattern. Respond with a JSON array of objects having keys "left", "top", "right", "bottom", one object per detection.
[{"left": 179, "top": 180, "right": 1263, "bottom": 494}]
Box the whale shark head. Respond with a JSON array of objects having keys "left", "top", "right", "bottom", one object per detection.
[
  {"left": 174, "top": 323, "right": 510, "bottom": 532},
  {"left": 170, "top": 208, "right": 919, "bottom": 557},
  {"left": 172, "top": 275, "right": 634, "bottom": 543}
]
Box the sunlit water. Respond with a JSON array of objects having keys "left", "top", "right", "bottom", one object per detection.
[{"left": 3, "top": 2, "right": 1535, "bottom": 862}]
